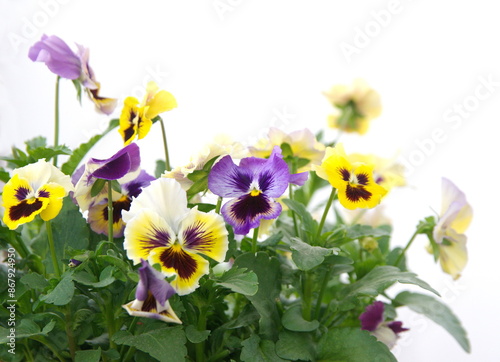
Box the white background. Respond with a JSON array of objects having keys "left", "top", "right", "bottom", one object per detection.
[{"left": 1, "top": 1, "right": 499, "bottom": 361}]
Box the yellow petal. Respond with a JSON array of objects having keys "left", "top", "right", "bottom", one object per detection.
[
  {"left": 145, "top": 90, "right": 177, "bottom": 119},
  {"left": 439, "top": 240, "right": 468, "bottom": 280},
  {"left": 119, "top": 97, "right": 140, "bottom": 145}
]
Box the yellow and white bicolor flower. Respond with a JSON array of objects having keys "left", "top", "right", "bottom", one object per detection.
[
  {"left": 432, "top": 177, "right": 473, "bottom": 280},
  {"left": 1, "top": 159, "right": 74, "bottom": 229},
  {"left": 123, "top": 178, "right": 228, "bottom": 295}
]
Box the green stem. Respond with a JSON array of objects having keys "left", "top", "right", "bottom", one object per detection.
[
  {"left": 7, "top": 233, "right": 29, "bottom": 259},
  {"left": 195, "top": 309, "right": 207, "bottom": 362},
  {"left": 45, "top": 220, "right": 60, "bottom": 278},
  {"left": 158, "top": 117, "right": 171, "bottom": 171},
  {"left": 31, "top": 336, "right": 65, "bottom": 362},
  {"left": 289, "top": 185, "right": 300, "bottom": 237},
  {"left": 315, "top": 188, "right": 337, "bottom": 242},
  {"left": 314, "top": 267, "right": 332, "bottom": 320},
  {"left": 251, "top": 227, "right": 259, "bottom": 253},
  {"left": 53, "top": 76, "right": 61, "bottom": 166},
  {"left": 394, "top": 228, "right": 422, "bottom": 267},
  {"left": 107, "top": 181, "right": 114, "bottom": 243},
  {"left": 65, "top": 306, "right": 76, "bottom": 360},
  {"left": 105, "top": 302, "right": 117, "bottom": 351},
  {"left": 302, "top": 272, "right": 313, "bottom": 321},
  {"left": 215, "top": 196, "right": 223, "bottom": 214}
]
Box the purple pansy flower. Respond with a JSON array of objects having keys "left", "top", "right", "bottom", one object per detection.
[
  {"left": 122, "top": 259, "right": 181, "bottom": 324},
  {"left": 208, "top": 146, "right": 308, "bottom": 235},
  {"left": 73, "top": 143, "right": 141, "bottom": 212},
  {"left": 28, "top": 34, "right": 81, "bottom": 79},
  {"left": 360, "top": 301, "right": 408, "bottom": 349}
]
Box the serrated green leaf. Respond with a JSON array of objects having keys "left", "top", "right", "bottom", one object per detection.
[
  {"left": 340, "top": 266, "right": 439, "bottom": 299},
  {"left": 345, "top": 224, "right": 391, "bottom": 240},
  {"left": 241, "top": 334, "right": 286, "bottom": 362},
  {"left": 113, "top": 326, "right": 186, "bottom": 361},
  {"left": 317, "top": 327, "right": 396, "bottom": 362},
  {"left": 28, "top": 145, "right": 72, "bottom": 161},
  {"left": 25, "top": 136, "right": 47, "bottom": 150},
  {"left": 73, "top": 266, "right": 115, "bottom": 288},
  {"left": 394, "top": 291, "right": 470, "bottom": 352},
  {"left": 185, "top": 325, "right": 210, "bottom": 343},
  {"left": 289, "top": 237, "right": 332, "bottom": 271},
  {"left": 282, "top": 304, "right": 319, "bottom": 332},
  {"left": 20, "top": 273, "right": 49, "bottom": 290},
  {"left": 0, "top": 319, "right": 56, "bottom": 343},
  {"left": 40, "top": 273, "right": 74, "bottom": 306},
  {"left": 75, "top": 348, "right": 101, "bottom": 362},
  {"left": 276, "top": 330, "right": 315, "bottom": 361},
  {"left": 61, "top": 118, "right": 119, "bottom": 176},
  {"left": 215, "top": 267, "right": 258, "bottom": 296}
]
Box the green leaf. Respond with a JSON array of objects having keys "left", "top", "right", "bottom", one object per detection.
[
  {"left": 340, "top": 266, "right": 440, "bottom": 299},
  {"left": 28, "top": 145, "right": 72, "bottom": 161},
  {"left": 394, "top": 291, "right": 470, "bottom": 352},
  {"left": 317, "top": 327, "right": 396, "bottom": 362},
  {"left": 73, "top": 266, "right": 116, "bottom": 288},
  {"left": 241, "top": 334, "right": 286, "bottom": 362},
  {"left": 72, "top": 79, "right": 83, "bottom": 103},
  {"left": 234, "top": 252, "right": 282, "bottom": 340},
  {"left": 282, "top": 199, "right": 317, "bottom": 241},
  {"left": 90, "top": 178, "right": 107, "bottom": 197},
  {"left": 113, "top": 326, "right": 186, "bottom": 361},
  {"left": 282, "top": 304, "right": 319, "bottom": 332},
  {"left": 215, "top": 266, "right": 258, "bottom": 296},
  {"left": 0, "top": 319, "right": 56, "bottom": 343},
  {"left": 61, "top": 118, "right": 119, "bottom": 176},
  {"left": 0, "top": 168, "right": 10, "bottom": 183},
  {"left": 276, "top": 330, "right": 315, "bottom": 361},
  {"left": 40, "top": 273, "right": 74, "bottom": 305},
  {"left": 289, "top": 237, "right": 332, "bottom": 271},
  {"left": 345, "top": 224, "right": 391, "bottom": 240},
  {"left": 185, "top": 325, "right": 210, "bottom": 343},
  {"left": 155, "top": 159, "right": 167, "bottom": 178},
  {"left": 25, "top": 136, "right": 47, "bottom": 149},
  {"left": 20, "top": 273, "right": 49, "bottom": 290},
  {"left": 75, "top": 348, "right": 101, "bottom": 362}
]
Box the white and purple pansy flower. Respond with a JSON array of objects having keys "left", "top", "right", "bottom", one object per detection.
[
  {"left": 122, "top": 259, "right": 181, "bottom": 324},
  {"left": 208, "top": 146, "right": 308, "bottom": 235},
  {"left": 359, "top": 301, "right": 408, "bottom": 349}
]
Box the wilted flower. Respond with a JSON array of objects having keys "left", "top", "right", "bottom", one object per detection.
[
  {"left": 119, "top": 81, "right": 177, "bottom": 145},
  {"left": 360, "top": 301, "right": 408, "bottom": 349},
  {"left": 123, "top": 178, "right": 228, "bottom": 295},
  {"left": 123, "top": 259, "right": 181, "bottom": 324},
  {"left": 323, "top": 79, "right": 381, "bottom": 134},
  {"left": 208, "top": 146, "right": 308, "bottom": 235},
  {"left": 28, "top": 34, "right": 117, "bottom": 115},
  {"left": 248, "top": 128, "right": 325, "bottom": 172},
  {"left": 314, "top": 144, "right": 387, "bottom": 210},
  {"left": 73, "top": 143, "right": 141, "bottom": 212},
  {"left": 2, "top": 159, "right": 74, "bottom": 229},
  {"left": 431, "top": 178, "right": 473, "bottom": 279}
]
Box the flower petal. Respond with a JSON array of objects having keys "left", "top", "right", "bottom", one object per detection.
[
  {"left": 438, "top": 237, "right": 468, "bottom": 280},
  {"left": 38, "top": 183, "right": 66, "bottom": 221},
  {"left": 145, "top": 89, "right": 177, "bottom": 119},
  {"left": 119, "top": 97, "right": 140, "bottom": 145},
  {"left": 178, "top": 207, "right": 228, "bottom": 262},
  {"left": 149, "top": 245, "right": 209, "bottom": 295},
  {"left": 136, "top": 259, "right": 176, "bottom": 304},
  {"left": 90, "top": 143, "right": 141, "bottom": 180},
  {"left": 88, "top": 195, "right": 131, "bottom": 237},
  {"left": 122, "top": 299, "right": 182, "bottom": 324},
  {"left": 123, "top": 209, "right": 176, "bottom": 265},
  {"left": 221, "top": 193, "right": 282, "bottom": 235},
  {"left": 360, "top": 301, "right": 384, "bottom": 332},
  {"left": 208, "top": 155, "right": 253, "bottom": 197}
]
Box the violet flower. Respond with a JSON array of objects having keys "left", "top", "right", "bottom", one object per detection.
[
  {"left": 122, "top": 259, "right": 181, "bottom": 324},
  {"left": 360, "top": 301, "right": 408, "bottom": 349},
  {"left": 208, "top": 146, "right": 308, "bottom": 235}
]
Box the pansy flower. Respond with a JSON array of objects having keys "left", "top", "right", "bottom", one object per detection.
[
  {"left": 248, "top": 128, "right": 325, "bottom": 172},
  {"left": 123, "top": 259, "right": 181, "bottom": 324},
  {"left": 119, "top": 81, "right": 177, "bottom": 145},
  {"left": 87, "top": 170, "right": 155, "bottom": 237},
  {"left": 73, "top": 143, "right": 141, "bottom": 212},
  {"left": 431, "top": 178, "right": 473, "bottom": 279},
  {"left": 2, "top": 159, "right": 74, "bottom": 230},
  {"left": 123, "top": 178, "right": 228, "bottom": 295},
  {"left": 28, "top": 34, "right": 117, "bottom": 115},
  {"left": 314, "top": 144, "right": 387, "bottom": 210},
  {"left": 323, "top": 79, "right": 381, "bottom": 134},
  {"left": 208, "top": 146, "right": 308, "bottom": 235},
  {"left": 360, "top": 301, "right": 408, "bottom": 349}
]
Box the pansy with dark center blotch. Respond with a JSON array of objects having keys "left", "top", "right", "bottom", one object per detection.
[
  {"left": 2, "top": 159, "right": 74, "bottom": 230},
  {"left": 122, "top": 259, "right": 181, "bottom": 324},
  {"left": 123, "top": 178, "right": 229, "bottom": 295},
  {"left": 314, "top": 144, "right": 387, "bottom": 210},
  {"left": 208, "top": 146, "right": 308, "bottom": 235}
]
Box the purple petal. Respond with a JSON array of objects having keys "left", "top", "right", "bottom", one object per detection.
[
  {"left": 221, "top": 193, "right": 282, "bottom": 234},
  {"left": 387, "top": 321, "right": 409, "bottom": 335},
  {"left": 75, "top": 43, "right": 97, "bottom": 89},
  {"left": 290, "top": 171, "right": 308, "bottom": 186},
  {"left": 28, "top": 34, "right": 81, "bottom": 79},
  {"left": 208, "top": 155, "right": 253, "bottom": 197},
  {"left": 360, "top": 301, "right": 385, "bottom": 331},
  {"left": 253, "top": 147, "right": 290, "bottom": 197},
  {"left": 90, "top": 143, "right": 141, "bottom": 180},
  {"left": 122, "top": 170, "right": 156, "bottom": 198},
  {"left": 136, "top": 259, "right": 176, "bottom": 304},
  {"left": 72, "top": 164, "right": 85, "bottom": 186}
]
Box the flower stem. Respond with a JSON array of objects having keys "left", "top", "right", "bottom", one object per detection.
[
  {"left": 315, "top": 188, "right": 337, "bottom": 242},
  {"left": 53, "top": 76, "right": 61, "bottom": 166},
  {"left": 289, "top": 185, "right": 300, "bottom": 237},
  {"left": 394, "top": 228, "right": 422, "bottom": 267},
  {"left": 251, "top": 227, "right": 259, "bottom": 253},
  {"left": 107, "top": 181, "right": 114, "bottom": 243},
  {"left": 314, "top": 266, "right": 332, "bottom": 320},
  {"left": 45, "top": 220, "right": 61, "bottom": 278},
  {"left": 158, "top": 117, "right": 171, "bottom": 171},
  {"left": 302, "top": 271, "right": 313, "bottom": 321},
  {"left": 215, "top": 196, "right": 223, "bottom": 214}
]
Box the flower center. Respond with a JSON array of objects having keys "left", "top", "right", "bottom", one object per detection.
[{"left": 248, "top": 180, "right": 262, "bottom": 197}]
